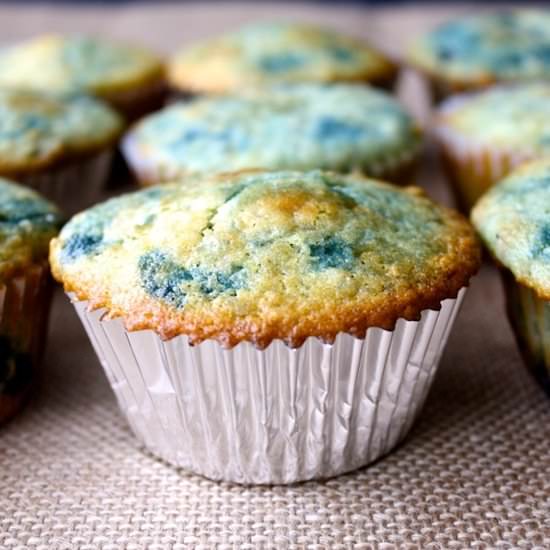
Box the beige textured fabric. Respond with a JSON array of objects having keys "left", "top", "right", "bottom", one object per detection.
[{"left": 1, "top": 3, "right": 550, "bottom": 548}]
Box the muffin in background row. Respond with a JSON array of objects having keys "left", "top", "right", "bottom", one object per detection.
[
  {"left": 0, "top": 88, "right": 123, "bottom": 214},
  {"left": 123, "top": 83, "right": 421, "bottom": 185},
  {"left": 434, "top": 83, "right": 550, "bottom": 210},
  {"left": 0, "top": 34, "right": 166, "bottom": 120},
  {"left": 0, "top": 178, "right": 62, "bottom": 424},
  {"left": 50, "top": 169, "right": 480, "bottom": 484},
  {"left": 472, "top": 159, "right": 550, "bottom": 395},
  {"left": 168, "top": 21, "right": 398, "bottom": 95},
  {"left": 408, "top": 10, "right": 550, "bottom": 100}
]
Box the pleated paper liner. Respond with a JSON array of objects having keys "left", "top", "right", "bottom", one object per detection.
[
  {"left": 16, "top": 149, "right": 114, "bottom": 216},
  {"left": 502, "top": 270, "right": 550, "bottom": 396},
  {"left": 0, "top": 263, "right": 53, "bottom": 424},
  {"left": 69, "top": 287, "right": 466, "bottom": 484}
]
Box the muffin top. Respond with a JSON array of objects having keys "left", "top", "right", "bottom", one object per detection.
[
  {"left": 435, "top": 83, "right": 550, "bottom": 154},
  {"left": 0, "top": 34, "right": 164, "bottom": 98},
  {"left": 0, "top": 88, "right": 123, "bottom": 176},
  {"left": 123, "top": 83, "right": 421, "bottom": 181},
  {"left": 472, "top": 159, "right": 550, "bottom": 299},
  {"left": 409, "top": 11, "right": 550, "bottom": 88},
  {"left": 50, "top": 170, "right": 480, "bottom": 348},
  {"left": 168, "top": 22, "right": 396, "bottom": 93},
  {"left": 0, "top": 177, "right": 62, "bottom": 281}
]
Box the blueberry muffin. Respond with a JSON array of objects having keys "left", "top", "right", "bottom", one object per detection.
[
  {"left": 408, "top": 11, "right": 550, "bottom": 100},
  {"left": 0, "top": 34, "right": 166, "bottom": 120},
  {"left": 434, "top": 83, "right": 550, "bottom": 210},
  {"left": 472, "top": 159, "right": 550, "bottom": 394},
  {"left": 50, "top": 170, "right": 479, "bottom": 483},
  {"left": 122, "top": 83, "right": 421, "bottom": 185},
  {"left": 0, "top": 178, "right": 62, "bottom": 424},
  {"left": 0, "top": 88, "right": 123, "bottom": 214},
  {"left": 168, "top": 22, "right": 397, "bottom": 94}
]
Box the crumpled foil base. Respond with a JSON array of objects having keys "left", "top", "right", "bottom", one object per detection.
[
  {"left": 71, "top": 288, "right": 466, "bottom": 485},
  {"left": 0, "top": 264, "right": 52, "bottom": 424},
  {"left": 19, "top": 150, "right": 114, "bottom": 215}
]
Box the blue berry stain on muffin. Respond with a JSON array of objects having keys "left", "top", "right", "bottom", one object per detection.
[
  {"left": 138, "top": 249, "right": 246, "bottom": 308},
  {"left": 309, "top": 236, "right": 355, "bottom": 270},
  {"left": 258, "top": 52, "right": 305, "bottom": 73},
  {"left": 532, "top": 224, "right": 550, "bottom": 260},
  {"left": 313, "top": 116, "right": 366, "bottom": 142}
]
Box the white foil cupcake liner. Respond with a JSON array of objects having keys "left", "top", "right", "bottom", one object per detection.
[
  {"left": 18, "top": 149, "right": 114, "bottom": 216},
  {"left": 434, "top": 93, "right": 535, "bottom": 209},
  {"left": 0, "top": 264, "right": 52, "bottom": 423},
  {"left": 70, "top": 288, "right": 466, "bottom": 485}
]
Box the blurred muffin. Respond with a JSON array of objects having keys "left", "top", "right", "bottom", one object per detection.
[
  {"left": 122, "top": 83, "right": 421, "bottom": 185},
  {"left": 408, "top": 11, "right": 550, "bottom": 100},
  {"left": 51, "top": 170, "right": 480, "bottom": 483},
  {"left": 0, "top": 88, "right": 123, "bottom": 214},
  {"left": 168, "top": 21, "right": 397, "bottom": 94},
  {"left": 472, "top": 159, "right": 550, "bottom": 394},
  {"left": 0, "top": 34, "right": 165, "bottom": 120},
  {"left": 434, "top": 83, "right": 550, "bottom": 210},
  {"left": 0, "top": 178, "right": 62, "bottom": 424}
]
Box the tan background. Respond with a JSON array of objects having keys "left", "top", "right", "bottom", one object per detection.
[{"left": 1, "top": 3, "right": 549, "bottom": 549}]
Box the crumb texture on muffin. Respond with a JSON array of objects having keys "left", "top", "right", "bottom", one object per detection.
[
  {"left": 436, "top": 83, "right": 550, "bottom": 154},
  {"left": 0, "top": 34, "right": 164, "bottom": 97},
  {"left": 123, "top": 83, "right": 421, "bottom": 180},
  {"left": 410, "top": 11, "right": 550, "bottom": 88},
  {"left": 51, "top": 171, "right": 480, "bottom": 347},
  {"left": 472, "top": 159, "right": 550, "bottom": 299},
  {"left": 0, "top": 178, "right": 62, "bottom": 281},
  {"left": 0, "top": 88, "right": 123, "bottom": 175},
  {"left": 168, "top": 22, "right": 396, "bottom": 93}
]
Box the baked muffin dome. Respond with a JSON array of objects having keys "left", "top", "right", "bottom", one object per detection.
[
  {"left": 168, "top": 22, "right": 397, "bottom": 93},
  {"left": 472, "top": 158, "right": 550, "bottom": 299},
  {"left": 436, "top": 83, "right": 550, "bottom": 156},
  {"left": 0, "top": 34, "right": 164, "bottom": 104},
  {"left": 51, "top": 170, "right": 480, "bottom": 348},
  {"left": 0, "top": 177, "right": 62, "bottom": 280},
  {"left": 434, "top": 83, "right": 550, "bottom": 208},
  {"left": 0, "top": 88, "right": 123, "bottom": 177},
  {"left": 122, "top": 83, "right": 421, "bottom": 183},
  {"left": 409, "top": 11, "right": 550, "bottom": 91}
]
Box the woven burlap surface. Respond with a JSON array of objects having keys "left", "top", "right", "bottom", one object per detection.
[{"left": 1, "top": 3, "right": 549, "bottom": 549}]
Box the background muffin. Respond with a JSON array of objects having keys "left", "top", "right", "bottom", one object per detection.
[
  {"left": 0, "top": 178, "right": 62, "bottom": 424},
  {"left": 0, "top": 88, "right": 123, "bottom": 214},
  {"left": 434, "top": 83, "right": 550, "bottom": 210},
  {"left": 0, "top": 34, "right": 166, "bottom": 120},
  {"left": 472, "top": 159, "right": 550, "bottom": 394},
  {"left": 168, "top": 21, "right": 397, "bottom": 94},
  {"left": 122, "top": 83, "right": 421, "bottom": 185},
  {"left": 408, "top": 11, "right": 550, "bottom": 100},
  {"left": 51, "top": 170, "right": 480, "bottom": 483}
]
